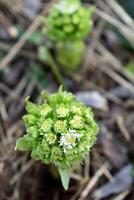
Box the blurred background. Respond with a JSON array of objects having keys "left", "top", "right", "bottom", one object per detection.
[{"left": 0, "top": 0, "right": 134, "bottom": 199}]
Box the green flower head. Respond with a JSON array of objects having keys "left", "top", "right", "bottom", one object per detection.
[
  {"left": 40, "top": 118, "right": 53, "bottom": 133},
  {"left": 56, "top": 104, "right": 69, "bottom": 118},
  {"left": 16, "top": 86, "right": 99, "bottom": 189},
  {"left": 43, "top": 0, "right": 95, "bottom": 41}
]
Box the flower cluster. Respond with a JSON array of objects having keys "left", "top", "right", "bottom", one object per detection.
[
  {"left": 43, "top": 0, "right": 94, "bottom": 41},
  {"left": 16, "top": 87, "right": 99, "bottom": 169}
]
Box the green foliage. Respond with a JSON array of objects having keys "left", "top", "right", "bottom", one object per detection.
[
  {"left": 40, "top": 0, "right": 95, "bottom": 70},
  {"left": 32, "top": 65, "right": 49, "bottom": 87},
  {"left": 38, "top": 46, "right": 65, "bottom": 86},
  {"left": 28, "top": 32, "right": 43, "bottom": 45},
  {"left": 38, "top": 46, "right": 51, "bottom": 63},
  {"left": 125, "top": 61, "right": 134, "bottom": 75},
  {"left": 16, "top": 87, "right": 99, "bottom": 189}
]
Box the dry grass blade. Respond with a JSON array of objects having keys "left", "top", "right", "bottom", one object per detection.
[
  {"left": 78, "top": 163, "right": 109, "bottom": 200},
  {"left": 0, "top": 13, "right": 42, "bottom": 70},
  {"left": 111, "top": 189, "right": 130, "bottom": 200},
  {"left": 87, "top": 48, "right": 134, "bottom": 94},
  {"left": 95, "top": 8, "right": 134, "bottom": 48},
  {"left": 104, "top": 0, "right": 134, "bottom": 28},
  {"left": 0, "top": 0, "right": 57, "bottom": 71},
  {"left": 10, "top": 160, "right": 34, "bottom": 185},
  {"left": 116, "top": 115, "right": 131, "bottom": 142},
  {"left": 0, "top": 41, "right": 37, "bottom": 60},
  {"left": 0, "top": 97, "right": 8, "bottom": 120},
  {"left": 96, "top": 42, "right": 134, "bottom": 82}
]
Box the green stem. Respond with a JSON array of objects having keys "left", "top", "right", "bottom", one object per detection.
[
  {"left": 38, "top": 46, "right": 67, "bottom": 90},
  {"left": 48, "top": 54, "right": 67, "bottom": 90}
]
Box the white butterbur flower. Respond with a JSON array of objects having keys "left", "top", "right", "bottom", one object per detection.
[{"left": 59, "top": 129, "right": 81, "bottom": 153}]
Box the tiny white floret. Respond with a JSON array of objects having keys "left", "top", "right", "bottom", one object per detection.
[{"left": 59, "top": 129, "right": 81, "bottom": 153}]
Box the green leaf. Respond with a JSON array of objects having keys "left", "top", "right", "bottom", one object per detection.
[
  {"left": 58, "top": 167, "right": 70, "bottom": 190},
  {"left": 23, "top": 114, "right": 38, "bottom": 126},
  {"left": 32, "top": 65, "right": 49, "bottom": 87},
  {"left": 28, "top": 32, "right": 43, "bottom": 45},
  {"left": 25, "top": 97, "right": 40, "bottom": 116},
  {"left": 38, "top": 46, "right": 51, "bottom": 63},
  {"left": 16, "top": 136, "right": 32, "bottom": 151},
  {"left": 125, "top": 62, "right": 134, "bottom": 74},
  {"left": 88, "top": 5, "right": 96, "bottom": 17}
]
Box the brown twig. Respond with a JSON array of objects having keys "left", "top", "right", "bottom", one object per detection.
[
  {"left": 116, "top": 115, "right": 131, "bottom": 142},
  {"left": 94, "top": 8, "right": 134, "bottom": 48},
  {"left": 111, "top": 189, "right": 130, "bottom": 200},
  {"left": 87, "top": 48, "right": 134, "bottom": 94},
  {"left": 104, "top": 0, "right": 134, "bottom": 28},
  {"left": 0, "top": 41, "right": 37, "bottom": 60}
]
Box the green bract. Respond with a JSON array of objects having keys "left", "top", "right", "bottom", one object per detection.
[
  {"left": 16, "top": 87, "right": 99, "bottom": 189},
  {"left": 43, "top": 0, "right": 94, "bottom": 41},
  {"left": 56, "top": 40, "right": 85, "bottom": 70}
]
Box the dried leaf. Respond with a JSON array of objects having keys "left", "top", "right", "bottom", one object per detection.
[
  {"left": 99, "top": 126, "right": 128, "bottom": 167},
  {"left": 76, "top": 91, "right": 108, "bottom": 111},
  {"left": 110, "top": 86, "right": 134, "bottom": 98},
  {"left": 94, "top": 164, "right": 133, "bottom": 199},
  {"left": 22, "top": 0, "right": 41, "bottom": 20}
]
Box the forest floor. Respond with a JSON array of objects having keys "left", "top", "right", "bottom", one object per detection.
[{"left": 0, "top": 0, "right": 134, "bottom": 199}]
